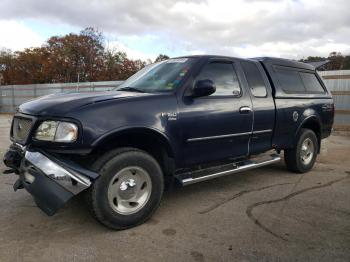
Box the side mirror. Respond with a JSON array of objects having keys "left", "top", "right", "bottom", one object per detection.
[{"left": 192, "top": 79, "right": 216, "bottom": 98}]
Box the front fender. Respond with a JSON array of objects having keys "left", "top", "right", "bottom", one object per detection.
[{"left": 91, "top": 126, "right": 175, "bottom": 157}]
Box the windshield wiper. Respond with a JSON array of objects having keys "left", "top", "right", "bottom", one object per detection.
[{"left": 117, "top": 87, "right": 146, "bottom": 93}]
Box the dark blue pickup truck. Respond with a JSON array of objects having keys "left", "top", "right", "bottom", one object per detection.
[{"left": 3, "top": 55, "right": 334, "bottom": 229}]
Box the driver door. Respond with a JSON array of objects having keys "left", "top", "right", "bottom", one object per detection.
[{"left": 178, "top": 59, "right": 253, "bottom": 166}]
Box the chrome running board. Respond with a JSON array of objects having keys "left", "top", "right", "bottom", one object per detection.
[{"left": 176, "top": 154, "right": 281, "bottom": 186}]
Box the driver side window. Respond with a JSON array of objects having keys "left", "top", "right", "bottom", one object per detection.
[{"left": 196, "top": 62, "right": 241, "bottom": 96}]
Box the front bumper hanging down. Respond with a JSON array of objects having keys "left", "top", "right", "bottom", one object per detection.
[{"left": 3, "top": 144, "right": 98, "bottom": 216}]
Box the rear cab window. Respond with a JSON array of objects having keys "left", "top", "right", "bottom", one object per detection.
[{"left": 241, "top": 61, "right": 267, "bottom": 97}]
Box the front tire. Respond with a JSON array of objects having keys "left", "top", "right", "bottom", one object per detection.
[
  {"left": 284, "top": 128, "right": 318, "bottom": 173},
  {"left": 87, "top": 148, "right": 164, "bottom": 230}
]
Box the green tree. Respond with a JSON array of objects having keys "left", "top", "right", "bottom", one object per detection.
[
  {"left": 154, "top": 54, "right": 170, "bottom": 62},
  {"left": 342, "top": 56, "right": 350, "bottom": 70},
  {"left": 300, "top": 52, "right": 350, "bottom": 70}
]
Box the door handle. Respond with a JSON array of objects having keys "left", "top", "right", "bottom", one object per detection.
[{"left": 239, "top": 106, "right": 252, "bottom": 114}]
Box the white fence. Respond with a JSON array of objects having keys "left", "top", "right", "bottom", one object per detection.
[
  {"left": 319, "top": 70, "right": 350, "bottom": 127},
  {"left": 0, "top": 81, "right": 122, "bottom": 113}
]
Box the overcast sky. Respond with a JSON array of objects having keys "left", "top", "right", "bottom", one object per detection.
[{"left": 0, "top": 0, "right": 349, "bottom": 61}]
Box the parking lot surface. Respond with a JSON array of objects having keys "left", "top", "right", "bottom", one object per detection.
[{"left": 0, "top": 114, "right": 349, "bottom": 262}]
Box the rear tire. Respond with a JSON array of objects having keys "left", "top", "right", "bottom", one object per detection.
[
  {"left": 284, "top": 128, "right": 318, "bottom": 173},
  {"left": 87, "top": 148, "right": 164, "bottom": 230}
]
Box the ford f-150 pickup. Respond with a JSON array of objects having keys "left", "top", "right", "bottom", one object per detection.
[{"left": 3, "top": 55, "right": 334, "bottom": 229}]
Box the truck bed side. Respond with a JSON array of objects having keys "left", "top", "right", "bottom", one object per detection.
[{"left": 256, "top": 57, "right": 334, "bottom": 151}]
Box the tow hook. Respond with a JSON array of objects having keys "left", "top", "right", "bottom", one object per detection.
[
  {"left": 3, "top": 169, "right": 18, "bottom": 175},
  {"left": 3, "top": 147, "right": 23, "bottom": 172},
  {"left": 13, "top": 179, "right": 24, "bottom": 191}
]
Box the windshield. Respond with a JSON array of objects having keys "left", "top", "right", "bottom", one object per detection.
[{"left": 115, "top": 58, "right": 197, "bottom": 93}]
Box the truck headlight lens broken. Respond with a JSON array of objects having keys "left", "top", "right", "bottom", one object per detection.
[{"left": 35, "top": 121, "right": 78, "bottom": 142}]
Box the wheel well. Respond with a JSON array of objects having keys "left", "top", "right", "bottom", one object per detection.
[
  {"left": 300, "top": 118, "right": 321, "bottom": 150},
  {"left": 91, "top": 129, "right": 175, "bottom": 176}
]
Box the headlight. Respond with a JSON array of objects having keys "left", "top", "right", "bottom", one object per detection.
[{"left": 35, "top": 121, "right": 78, "bottom": 142}]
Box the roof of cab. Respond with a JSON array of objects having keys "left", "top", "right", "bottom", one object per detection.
[
  {"left": 175, "top": 54, "right": 245, "bottom": 60},
  {"left": 174, "top": 55, "right": 315, "bottom": 71}
]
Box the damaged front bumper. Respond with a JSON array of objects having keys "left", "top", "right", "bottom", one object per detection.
[{"left": 3, "top": 144, "right": 98, "bottom": 216}]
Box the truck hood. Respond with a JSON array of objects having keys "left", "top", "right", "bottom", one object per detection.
[{"left": 18, "top": 91, "right": 153, "bottom": 116}]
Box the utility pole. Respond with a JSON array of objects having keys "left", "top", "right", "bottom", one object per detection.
[{"left": 76, "top": 72, "right": 80, "bottom": 92}]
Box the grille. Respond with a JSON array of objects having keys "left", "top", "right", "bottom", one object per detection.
[{"left": 12, "top": 117, "right": 33, "bottom": 142}]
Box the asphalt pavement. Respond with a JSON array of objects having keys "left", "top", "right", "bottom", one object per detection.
[{"left": 0, "top": 114, "right": 349, "bottom": 262}]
